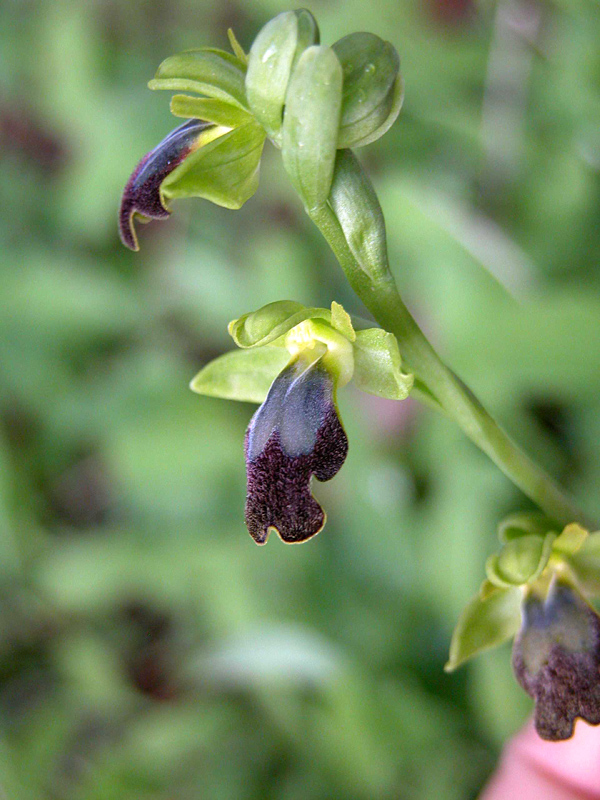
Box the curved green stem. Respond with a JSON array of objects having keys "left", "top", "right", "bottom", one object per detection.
[{"left": 309, "top": 201, "right": 594, "bottom": 529}]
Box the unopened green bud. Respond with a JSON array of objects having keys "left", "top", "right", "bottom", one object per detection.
[
  {"left": 332, "top": 32, "right": 402, "bottom": 149},
  {"left": 246, "top": 10, "right": 319, "bottom": 143}
]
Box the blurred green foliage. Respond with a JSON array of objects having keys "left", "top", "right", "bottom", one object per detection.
[{"left": 1, "top": 0, "right": 600, "bottom": 797}]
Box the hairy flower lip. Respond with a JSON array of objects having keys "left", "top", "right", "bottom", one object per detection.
[
  {"left": 513, "top": 579, "right": 600, "bottom": 741},
  {"left": 119, "top": 118, "right": 217, "bottom": 251},
  {"left": 244, "top": 354, "right": 348, "bottom": 545}
]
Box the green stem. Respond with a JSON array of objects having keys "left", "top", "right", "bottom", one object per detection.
[{"left": 309, "top": 201, "right": 594, "bottom": 529}]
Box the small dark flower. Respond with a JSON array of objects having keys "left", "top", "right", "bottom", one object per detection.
[
  {"left": 512, "top": 579, "right": 600, "bottom": 741},
  {"left": 119, "top": 118, "right": 218, "bottom": 251},
  {"left": 244, "top": 353, "right": 348, "bottom": 545}
]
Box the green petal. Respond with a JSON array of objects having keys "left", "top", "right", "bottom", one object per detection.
[
  {"left": 352, "top": 328, "right": 413, "bottom": 400},
  {"left": 227, "top": 28, "right": 247, "bottom": 65},
  {"left": 246, "top": 10, "right": 319, "bottom": 143},
  {"left": 161, "top": 122, "right": 266, "bottom": 210},
  {"left": 149, "top": 48, "right": 248, "bottom": 110},
  {"left": 445, "top": 586, "right": 522, "bottom": 672},
  {"left": 190, "top": 346, "right": 291, "bottom": 403},
  {"left": 332, "top": 32, "right": 401, "bottom": 149},
  {"left": 552, "top": 523, "right": 589, "bottom": 556},
  {"left": 170, "top": 95, "right": 253, "bottom": 128},
  {"left": 229, "top": 301, "right": 331, "bottom": 349},
  {"left": 281, "top": 45, "right": 343, "bottom": 211},
  {"left": 330, "top": 301, "right": 355, "bottom": 342}
]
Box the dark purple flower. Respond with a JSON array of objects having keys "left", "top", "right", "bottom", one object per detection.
[
  {"left": 244, "top": 354, "right": 348, "bottom": 545},
  {"left": 119, "top": 118, "right": 217, "bottom": 251},
  {"left": 513, "top": 579, "right": 600, "bottom": 741}
]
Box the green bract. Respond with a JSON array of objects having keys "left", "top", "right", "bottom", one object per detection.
[
  {"left": 192, "top": 300, "right": 413, "bottom": 404},
  {"left": 329, "top": 149, "right": 389, "bottom": 282}
]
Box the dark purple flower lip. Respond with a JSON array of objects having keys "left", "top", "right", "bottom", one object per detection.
[
  {"left": 244, "top": 355, "right": 348, "bottom": 545},
  {"left": 119, "top": 118, "right": 216, "bottom": 251},
  {"left": 513, "top": 579, "right": 600, "bottom": 741}
]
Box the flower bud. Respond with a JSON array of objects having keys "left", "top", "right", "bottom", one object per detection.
[
  {"left": 245, "top": 10, "right": 319, "bottom": 143},
  {"left": 332, "top": 32, "right": 402, "bottom": 149}
]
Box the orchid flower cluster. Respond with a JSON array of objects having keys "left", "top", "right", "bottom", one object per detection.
[{"left": 119, "top": 9, "right": 600, "bottom": 741}]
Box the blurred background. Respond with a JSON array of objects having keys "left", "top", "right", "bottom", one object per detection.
[{"left": 1, "top": 0, "right": 600, "bottom": 797}]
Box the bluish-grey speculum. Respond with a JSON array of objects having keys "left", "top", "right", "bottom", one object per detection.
[
  {"left": 244, "top": 355, "right": 348, "bottom": 545},
  {"left": 119, "top": 118, "right": 215, "bottom": 250},
  {"left": 512, "top": 580, "right": 600, "bottom": 740}
]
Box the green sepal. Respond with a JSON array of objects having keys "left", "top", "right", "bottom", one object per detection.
[
  {"left": 328, "top": 149, "right": 391, "bottom": 283},
  {"left": 281, "top": 45, "right": 343, "bottom": 211},
  {"left": 170, "top": 95, "right": 253, "bottom": 128},
  {"left": 228, "top": 301, "right": 331, "bottom": 349},
  {"left": 149, "top": 48, "right": 249, "bottom": 110},
  {"left": 352, "top": 328, "right": 413, "bottom": 400},
  {"left": 245, "top": 10, "right": 319, "bottom": 144},
  {"left": 332, "top": 32, "right": 401, "bottom": 149},
  {"left": 445, "top": 585, "right": 522, "bottom": 672},
  {"left": 161, "top": 122, "right": 266, "bottom": 210},
  {"left": 486, "top": 533, "right": 556, "bottom": 588},
  {"left": 498, "top": 511, "right": 558, "bottom": 543},
  {"left": 190, "top": 346, "right": 291, "bottom": 403}
]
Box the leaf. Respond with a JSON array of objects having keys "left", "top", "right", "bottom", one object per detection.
[
  {"left": 332, "top": 32, "right": 402, "bottom": 149},
  {"left": 352, "top": 328, "right": 413, "bottom": 400},
  {"left": 485, "top": 533, "right": 556, "bottom": 588},
  {"left": 149, "top": 48, "right": 249, "bottom": 110},
  {"left": 245, "top": 10, "right": 318, "bottom": 143},
  {"left": 170, "top": 95, "right": 253, "bottom": 128},
  {"left": 445, "top": 586, "right": 522, "bottom": 672},
  {"left": 161, "top": 122, "right": 266, "bottom": 210},
  {"left": 281, "top": 45, "right": 343, "bottom": 211},
  {"left": 328, "top": 149, "right": 390, "bottom": 282},
  {"left": 190, "top": 346, "right": 291, "bottom": 403},
  {"left": 228, "top": 301, "right": 331, "bottom": 349}
]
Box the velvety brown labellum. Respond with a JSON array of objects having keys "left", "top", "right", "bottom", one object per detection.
[
  {"left": 119, "top": 118, "right": 214, "bottom": 251},
  {"left": 512, "top": 581, "right": 600, "bottom": 741},
  {"left": 244, "top": 357, "right": 348, "bottom": 545}
]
